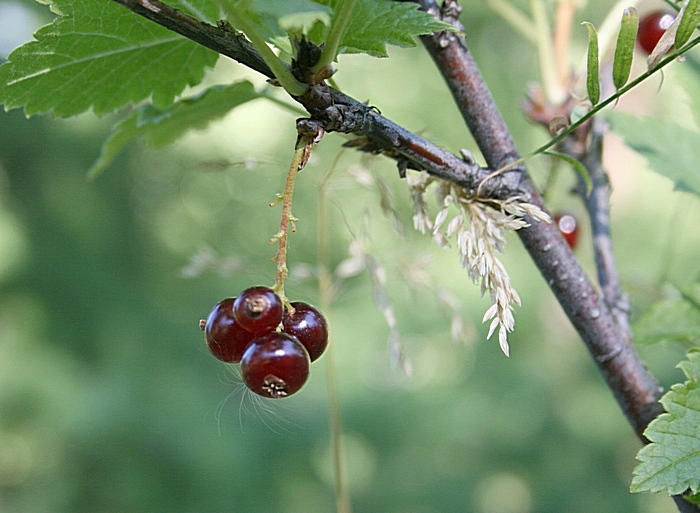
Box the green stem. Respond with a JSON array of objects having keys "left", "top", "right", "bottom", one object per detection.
[
  {"left": 272, "top": 137, "right": 306, "bottom": 300},
  {"left": 260, "top": 86, "right": 309, "bottom": 116},
  {"left": 220, "top": 1, "right": 308, "bottom": 95},
  {"left": 530, "top": 0, "right": 564, "bottom": 103},
  {"left": 318, "top": 168, "right": 352, "bottom": 513},
  {"left": 312, "top": 0, "right": 359, "bottom": 74}
]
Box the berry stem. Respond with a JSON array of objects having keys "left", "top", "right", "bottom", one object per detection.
[{"left": 271, "top": 134, "right": 310, "bottom": 302}]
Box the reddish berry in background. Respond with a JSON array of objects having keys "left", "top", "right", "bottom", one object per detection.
[
  {"left": 240, "top": 332, "right": 311, "bottom": 398},
  {"left": 637, "top": 10, "right": 675, "bottom": 55},
  {"left": 202, "top": 298, "right": 257, "bottom": 363},
  {"left": 232, "top": 286, "right": 284, "bottom": 334},
  {"left": 282, "top": 301, "right": 329, "bottom": 362},
  {"left": 555, "top": 214, "right": 579, "bottom": 249}
]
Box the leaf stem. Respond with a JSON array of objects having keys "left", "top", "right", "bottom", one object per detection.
[
  {"left": 312, "top": 0, "right": 359, "bottom": 74},
  {"left": 220, "top": 1, "right": 308, "bottom": 95}
]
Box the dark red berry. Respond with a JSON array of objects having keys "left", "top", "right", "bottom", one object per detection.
[
  {"left": 232, "top": 286, "right": 284, "bottom": 334},
  {"left": 637, "top": 10, "right": 675, "bottom": 55},
  {"left": 203, "top": 298, "right": 257, "bottom": 363},
  {"left": 555, "top": 214, "right": 579, "bottom": 249},
  {"left": 282, "top": 302, "right": 329, "bottom": 362},
  {"left": 240, "top": 332, "right": 310, "bottom": 398}
]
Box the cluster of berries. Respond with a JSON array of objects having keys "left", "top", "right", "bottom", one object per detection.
[{"left": 200, "top": 286, "right": 328, "bottom": 398}]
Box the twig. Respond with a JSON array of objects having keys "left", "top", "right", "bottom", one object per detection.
[
  {"left": 111, "top": 0, "right": 521, "bottom": 199},
  {"left": 412, "top": 0, "right": 663, "bottom": 441},
  {"left": 112, "top": 0, "right": 273, "bottom": 77},
  {"left": 113, "top": 0, "right": 664, "bottom": 437},
  {"left": 577, "top": 117, "right": 632, "bottom": 341}
]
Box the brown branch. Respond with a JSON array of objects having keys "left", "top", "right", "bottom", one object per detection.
[
  {"left": 414, "top": 0, "right": 663, "bottom": 440},
  {"left": 112, "top": 0, "right": 273, "bottom": 77},
  {"left": 113, "top": 0, "right": 663, "bottom": 437},
  {"left": 575, "top": 117, "right": 632, "bottom": 341},
  {"left": 111, "top": 0, "right": 521, "bottom": 199},
  {"left": 111, "top": 0, "right": 697, "bottom": 509}
]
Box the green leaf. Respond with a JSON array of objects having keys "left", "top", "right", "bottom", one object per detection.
[
  {"left": 316, "top": 0, "right": 458, "bottom": 57},
  {"left": 582, "top": 22, "right": 600, "bottom": 105},
  {"left": 257, "top": 0, "right": 332, "bottom": 32},
  {"left": 631, "top": 349, "right": 700, "bottom": 495},
  {"left": 604, "top": 111, "right": 700, "bottom": 196},
  {"left": 634, "top": 283, "right": 700, "bottom": 346},
  {"left": 676, "top": 0, "right": 700, "bottom": 50},
  {"left": 231, "top": 0, "right": 332, "bottom": 44},
  {"left": 0, "top": 0, "right": 219, "bottom": 117},
  {"left": 88, "top": 81, "right": 262, "bottom": 178},
  {"left": 612, "top": 7, "right": 638, "bottom": 90},
  {"left": 543, "top": 150, "right": 592, "bottom": 195}
]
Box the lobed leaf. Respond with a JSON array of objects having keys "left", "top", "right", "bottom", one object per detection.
[
  {"left": 0, "top": 0, "right": 219, "bottom": 117},
  {"left": 89, "top": 81, "right": 262, "bottom": 177},
  {"left": 603, "top": 111, "right": 700, "bottom": 196},
  {"left": 315, "top": 0, "right": 458, "bottom": 57},
  {"left": 612, "top": 7, "right": 638, "bottom": 90},
  {"left": 582, "top": 21, "right": 600, "bottom": 105},
  {"left": 631, "top": 349, "right": 700, "bottom": 495}
]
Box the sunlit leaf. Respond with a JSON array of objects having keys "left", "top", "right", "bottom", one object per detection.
[
  {"left": 0, "top": 0, "right": 219, "bottom": 117},
  {"left": 315, "top": 0, "right": 458, "bottom": 57},
  {"left": 89, "top": 81, "right": 262, "bottom": 178},
  {"left": 631, "top": 349, "right": 700, "bottom": 495}
]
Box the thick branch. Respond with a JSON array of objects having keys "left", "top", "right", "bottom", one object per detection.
[
  {"left": 415, "top": 0, "right": 662, "bottom": 440},
  {"left": 111, "top": 0, "right": 520, "bottom": 199},
  {"left": 113, "top": 0, "right": 273, "bottom": 77},
  {"left": 114, "top": 0, "right": 665, "bottom": 439}
]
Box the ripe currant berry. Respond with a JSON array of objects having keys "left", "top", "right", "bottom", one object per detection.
[
  {"left": 282, "top": 302, "right": 329, "bottom": 362},
  {"left": 637, "top": 10, "right": 675, "bottom": 55},
  {"left": 202, "top": 297, "right": 256, "bottom": 363},
  {"left": 555, "top": 214, "right": 579, "bottom": 249},
  {"left": 232, "top": 286, "right": 284, "bottom": 334},
  {"left": 240, "top": 332, "right": 311, "bottom": 398}
]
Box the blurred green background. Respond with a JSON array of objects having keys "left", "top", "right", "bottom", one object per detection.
[{"left": 1, "top": 1, "right": 699, "bottom": 512}]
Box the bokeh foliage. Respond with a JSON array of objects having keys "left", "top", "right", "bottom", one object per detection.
[{"left": 1, "top": 1, "right": 699, "bottom": 512}]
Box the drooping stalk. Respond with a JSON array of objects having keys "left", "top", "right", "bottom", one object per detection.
[
  {"left": 318, "top": 167, "right": 353, "bottom": 513},
  {"left": 271, "top": 136, "right": 307, "bottom": 302}
]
